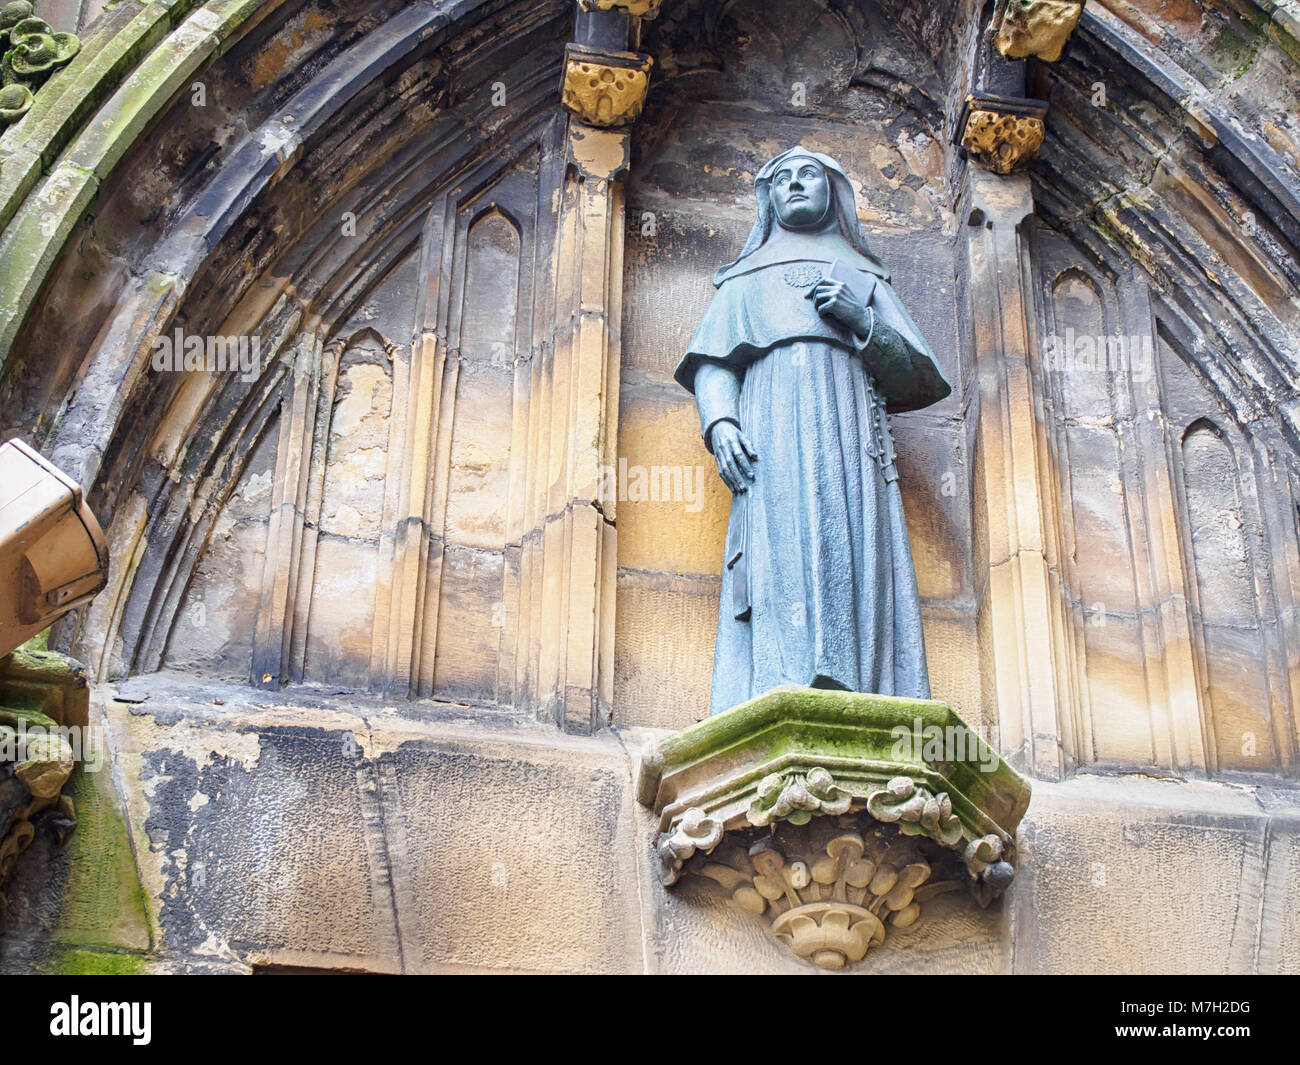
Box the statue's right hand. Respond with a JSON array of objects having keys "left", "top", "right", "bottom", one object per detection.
[{"left": 710, "top": 421, "right": 758, "bottom": 494}]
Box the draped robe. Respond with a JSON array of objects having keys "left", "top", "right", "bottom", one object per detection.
[{"left": 675, "top": 242, "right": 950, "bottom": 715}]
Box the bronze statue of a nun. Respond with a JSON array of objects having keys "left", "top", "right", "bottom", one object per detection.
[{"left": 675, "top": 147, "right": 951, "bottom": 715}]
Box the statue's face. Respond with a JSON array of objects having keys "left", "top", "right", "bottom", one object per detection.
[{"left": 771, "top": 156, "right": 831, "bottom": 229}]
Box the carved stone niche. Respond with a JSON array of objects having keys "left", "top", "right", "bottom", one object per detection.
[
  {"left": 561, "top": 43, "right": 653, "bottom": 128},
  {"left": 636, "top": 686, "right": 1032, "bottom": 971},
  {"left": 993, "top": 0, "right": 1086, "bottom": 64}
]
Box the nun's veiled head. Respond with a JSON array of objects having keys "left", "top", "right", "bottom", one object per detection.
[
  {"left": 712, "top": 146, "right": 891, "bottom": 287},
  {"left": 770, "top": 154, "right": 832, "bottom": 230}
]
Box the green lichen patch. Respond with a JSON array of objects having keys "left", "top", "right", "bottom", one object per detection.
[
  {"left": 655, "top": 685, "right": 957, "bottom": 766},
  {"left": 0, "top": 0, "right": 270, "bottom": 372},
  {"left": 0, "top": 705, "right": 59, "bottom": 731},
  {"left": 0, "top": 157, "right": 98, "bottom": 363},
  {"left": 1269, "top": 8, "right": 1300, "bottom": 64},
  {"left": 50, "top": 765, "right": 153, "bottom": 953},
  {"left": 42, "top": 945, "right": 149, "bottom": 975}
]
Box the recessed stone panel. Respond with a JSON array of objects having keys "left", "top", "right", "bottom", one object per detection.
[
  {"left": 1011, "top": 775, "right": 1268, "bottom": 974},
  {"left": 376, "top": 733, "right": 643, "bottom": 973},
  {"left": 128, "top": 713, "right": 402, "bottom": 973},
  {"left": 614, "top": 569, "right": 718, "bottom": 729}
]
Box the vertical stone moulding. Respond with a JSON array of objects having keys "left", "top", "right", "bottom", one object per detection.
[
  {"left": 964, "top": 170, "right": 1073, "bottom": 781},
  {"left": 544, "top": 126, "right": 627, "bottom": 733},
  {"left": 542, "top": 11, "right": 652, "bottom": 733}
]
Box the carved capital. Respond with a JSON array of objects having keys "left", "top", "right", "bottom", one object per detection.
[
  {"left": 561, "top": 44, "right": 653, "bottom": 128},
  {"left": 958, "top": 94, "right": 1048, "bottom": 175},
  {"left": 994, "top": 0, "right": 1086, "bottom": 63}
]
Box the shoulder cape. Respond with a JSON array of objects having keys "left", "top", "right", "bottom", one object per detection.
[{"left": 674, "top": 258, "right": 952, "bottom": 414}]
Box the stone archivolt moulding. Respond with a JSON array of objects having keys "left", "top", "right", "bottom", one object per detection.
[
  {"left": 561, "top": 43, "right": 653, "bottom": 128},
  {"left": 993, "top": 0, "right": 1086, "bottom": 63},
  {"left": 637, "top": 686, "right": 1032, "bottom": 970}
]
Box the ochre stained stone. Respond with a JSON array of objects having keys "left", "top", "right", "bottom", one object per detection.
[{"left": 995, "top": 1, "right": 1085, "bottom": 63}]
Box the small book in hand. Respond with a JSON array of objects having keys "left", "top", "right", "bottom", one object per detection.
[{"left": 806, "top": 258, "right": 878, "bottom": 309}]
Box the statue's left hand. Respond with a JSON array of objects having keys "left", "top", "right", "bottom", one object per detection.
[{"left": 811, "top": 280, "right": 870, "bottom": 337}]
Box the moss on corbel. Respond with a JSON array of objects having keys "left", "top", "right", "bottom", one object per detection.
[
  {"left": 0, "top": 705, "right": 60, "bottom": 731},
  {"left": 0, "top": 1, "right": 32, "bottom": 35}
]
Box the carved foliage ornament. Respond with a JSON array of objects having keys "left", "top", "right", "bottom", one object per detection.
[
  {"left": 655, "top": 806, "right": 723, "bottom": 886},
  {"left": 993, "top": 0, "right": 1086, "bottom": 63},
  {"left": 689, "top": 817, "right": 962, "bottom": 970},
  {"left": 654, "top": 767, "right": 1016, "bottom": 938},
  {"left": 561, "top": 44, "right": 653, "bottom": 128},
  {"left": 0, "top": 2, "right": 81, "bottom": 127},
  {"left": 866, "top": 774, "right": 963, "bottom": 846},
  {"left": 0, "top": 647, "right": 93, "bottom": 916},
  {"left": 748, "top": 766, "right": 851, "bottom": 827}
]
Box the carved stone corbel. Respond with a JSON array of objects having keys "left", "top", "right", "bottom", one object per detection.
[
  {"left": 866, "top": 775, "right": 964, "bottom": 846},
  {"left": 993, "top": 0, "right": 1086, "bottom": 63},
  {"left": 560, "top": 44, "right": 653, "bottom": 128},
  {"left": 577, "top": 0, "right": 664, "bottom": 16},
  {"left": 957, "top": 94, "right": 1048, "bottom": 175},
  {"left": 637, "top": 686, "right": 1032, "bottom": 970},
  {"left": 0, "top": 647, "right": 88, "bottom": 908}
]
